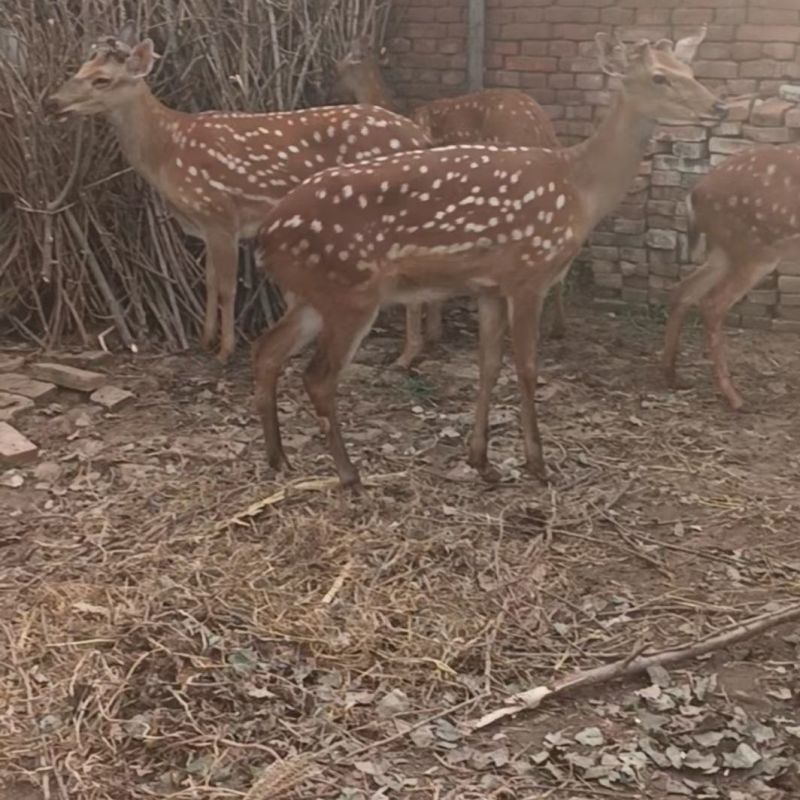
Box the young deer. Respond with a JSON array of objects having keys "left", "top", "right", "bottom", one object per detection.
[
  {"left": 254, "top": 29, "right": 724, "bottom": 488},
  {"left": 662, "top": 143, "right": 800, "bottom": 409},
  {"left": 334, "top": 36, "right": 568, "bottom": 367},
  {"left": 46, "top": 23, "right": 429, "bottom": 362}
]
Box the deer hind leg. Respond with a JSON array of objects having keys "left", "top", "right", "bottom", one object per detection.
[
  {"left": 207, "top": 233, "right": 239, "bottom": 363},
  {"left": 303, "top": 307, "right": 379, "bottom": 488},
  {"left": 467, "top": 293, "right": 506, "bottom": 480},
  {"left": 699, "top": 256, "right": 779, "bottom": 411},
  {"left": 252, "top": 303, "right": 322, "bottom": 471},
  {"left": 394, "top": 303, "right": 425, "bottom": 369},
  {"left": 547, "top": 278, "right": 567, "bottom": 340},
  {"left": 662, "top": 248, "right": 728, "bottom": 388},
  {"left": 508, "top": 292, "right": 547, "bottom": 480}
]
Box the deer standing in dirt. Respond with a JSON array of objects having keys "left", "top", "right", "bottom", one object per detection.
[
  {"left": 252, "top": 29, "right": 723, "bottom": 488},
  {"left": 334, "top": 36, "right": 568, "bottom": 368},
  {"left": 662, "top": 144, "right": 800, "bottom": 409},
  {"left": 47, "top": 23, "right": 429, "bottom": 362}
]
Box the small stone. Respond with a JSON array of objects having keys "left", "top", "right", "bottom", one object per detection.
[
  {"left": 0, "top": 373, "right": 57, "bottom": 403},
  {"left": 0, "top": 354, "right": 25, "bottom": 372},
  {"left": 0, "top": 392, "right": 35, "bottom": 421},
  {"left": 33, "top": 461, "right": 62, "bottom": 482},
  {"left": 0, "top": 422, "right": 38, "bottom": 465},
  {"left": 28, "top": 363, "right": 106, "bottom": 392},
  {"left": 90, "top": 385, "right": 135, "bottom": 411}
]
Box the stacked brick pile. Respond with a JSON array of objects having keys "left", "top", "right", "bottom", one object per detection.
[
  {"left": 589, "top": 96, "right": 800, "bottom": 330},
  {"left": 389, "top": 0, "right": 800, "bottom": 326}
]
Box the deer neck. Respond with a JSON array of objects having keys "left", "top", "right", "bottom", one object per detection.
[
  {"left": 349, "top": 66, "right": 397, "bottom": 112},
  {"left": 566, "top": 89, "right": 656, "bottom": 234},
  {"left": 105, "top": 85, "right": 182, "bottom": 186}
]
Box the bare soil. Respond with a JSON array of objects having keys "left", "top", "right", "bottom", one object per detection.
[{"left": 1, "top": 302, "right": 799, "bottom": 800}]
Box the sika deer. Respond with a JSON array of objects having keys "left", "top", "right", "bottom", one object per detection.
[
  {"left": 254, "top": 29, "right": 724, "bottom": 488},
  {"left": 46, "top": 23, "right": 429, "bottom": 362},
  {"left": 334, "top": 35, "right": 568, "bottom": 367},
  {"left": 662, "top": 144, "right": 800, "bottom": 409}
]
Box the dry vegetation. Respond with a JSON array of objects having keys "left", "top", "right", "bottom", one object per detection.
[
  {"left": 0, "top": 0, "right": 391, "bottom": 350},
  {"left": 2, "top": 307, "right": 799, "bottom": 799}
]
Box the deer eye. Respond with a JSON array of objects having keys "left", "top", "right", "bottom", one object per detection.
[
  {"left": 652, "top": 73, "right": 669, "bottom": 85},
  {"left": 91, "top": 76, "right": 112, "bottom": 89}
]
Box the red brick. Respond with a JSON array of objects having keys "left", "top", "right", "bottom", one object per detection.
[
  {"left": 0, "top": 422, "right": 37, "bottom": 466},
  {"left": 731, "top": 42, "right": 762, "bottom": 60},
  {"left": 505, "top": 56, "right": 557, "bottom": 72},
  {"left": 673, "top": 8, "right": 714, "bottom": 25},
  {"left": 693, "top": 60, "right": 738, "bottom": 79},
  {"left": 737, "top": 24, "right": 800, "bottom": 43},
  {"left": 750, "top": 98, "right": 793, "bottom": 126},
  {"left": 762, "top": 42, "right": 797, "bottom": 60}
]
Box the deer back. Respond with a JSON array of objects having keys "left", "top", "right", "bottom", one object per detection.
[
  {"left": 691, "top": 144, "right": 800, "bottom": 257},
  {"left": 142, "top": 104, "right": 430, "bottom": 237},
  {"left": 258, "top": 144, "right": 582, "bottom": 304},
  {"left": 411, "top": 89, "right": 560, "bottom": 149}
]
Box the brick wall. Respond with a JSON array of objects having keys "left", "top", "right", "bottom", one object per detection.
[
  {"left": 387, "top": 0, "right": 800, "bottom": 326},
  {"left": 388, "top": 0, "right": 469, "bottom": 104}
]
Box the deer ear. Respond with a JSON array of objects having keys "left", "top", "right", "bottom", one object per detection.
[
  {"left": 118, "top": 20, "right": 137, "bottom": 48},
  {"left": 126, "top": 38, "right": 156, "bottom": 78},
  {"left": 673, "top": 25, "right": 707, "bottom": 64},
  {"left": 595, "top": 32, "right": 626, "bottom": 77},
  {"left": 628, "top": 39, "right": 656, "bottom": 68}
]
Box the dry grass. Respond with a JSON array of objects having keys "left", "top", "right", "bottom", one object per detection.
[
  {"left": 0, "top": 0, "right": 391, "bottom": 349},
  {"left": 1, "top": 306, "right": 799, "bottom": 799}
]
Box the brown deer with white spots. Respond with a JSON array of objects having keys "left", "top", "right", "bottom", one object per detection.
[
  {"left": 662, "top": 144, "right": 800, "bottom": 410},
  {"left": 254, "top": 29, "right": 724, "bottom": 488},
  {"left": 334, "top": 35, "right": 567, "bottom": 368},
  {"left": 46, "top": 23, "right": 429, "bottom": 362}
]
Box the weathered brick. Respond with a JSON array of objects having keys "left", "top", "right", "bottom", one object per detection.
[
  {"left": 0, "top": 422, "right": 38, "bottom": 466},
  {"left": 778, "top": 276, "right": 800, "bottom": 294},
  {"left": 751, "top": 98, "right": 793, "bottom": 126},
  {"left": 0, "top": 392, "right": 34, "bottom": 422},
  {"left": 90, "top": 385, "right": 135, "bottom": 411},
  {"left": 28, "top": 363, "right": 106, "bottom": 392},
  {"left": 741, "top": 124, "right": 792, "bottom": 143},
  {"left": 709, "top": 137, "right": 754, "bottom": 155},
  {"left": 0, "top": 355, "right": 24, "bottom": 373},
  {"left": 0, "top": 374, "right": 57, "bottom": 403}
]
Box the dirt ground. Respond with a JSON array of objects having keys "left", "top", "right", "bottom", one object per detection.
[{"left": 1, "top": 301, "right": 799, "bottom": 800}]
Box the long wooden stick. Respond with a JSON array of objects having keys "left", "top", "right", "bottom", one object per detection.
[{"left": 471, "top": 602, "right": 800, "bottom": 730}]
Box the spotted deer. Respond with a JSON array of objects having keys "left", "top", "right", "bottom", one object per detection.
[
  {"left": 662, "top": 143, "right": 800, "bottom": 409},
  {"left": 46, "top": 22, "right": 429, "bottom": 362},
  {"left": 253, "top": 29, "right": 724, "bottom": 488},
  {"left": 334, "top": 35, "right": 568, "bottom": 368}
]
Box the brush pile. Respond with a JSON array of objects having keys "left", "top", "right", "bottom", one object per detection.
[{"left": 0, "top": 0, "right": 391, "bottom": 350}]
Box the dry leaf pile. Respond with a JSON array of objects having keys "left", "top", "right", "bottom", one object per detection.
[{"left": 1, "top": 308, "right": 799, "bottom": 799}]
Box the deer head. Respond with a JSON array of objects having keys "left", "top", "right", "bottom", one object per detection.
[
  {"left": 47, "top": 21, "right": 159, "bottom": 116},
  {"left": 332, "top": 34, "right": 391, "bottom": 106},
  {"left": 596, "top": 26, "right": 726, "bottom": 122}
]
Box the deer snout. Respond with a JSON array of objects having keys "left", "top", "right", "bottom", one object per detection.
[{"left": 44, "top": 94, "right": 66, "bottom": 116}]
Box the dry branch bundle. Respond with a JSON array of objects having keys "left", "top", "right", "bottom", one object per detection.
[{"left": 0, "top": 0, "right": 392, "bottom": 350}]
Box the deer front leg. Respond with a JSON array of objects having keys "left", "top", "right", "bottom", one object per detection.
[
  {"left": 508, "top": 293, "right": 547, "bottom": 480},
  {"left": 207, "top": 232, "right": 239, "bottom": 363},
  {"left": 467, "top": 293, "right": 506, "bottom": 480},
  {"left": 425, "top": 301, "right": 444, "bottom": 344},
  {"left": 201, "top": 244, "right": 220, "bottom": 352},
  {"left": 394, "top": 303, "right": 425, "bottom": 369}
]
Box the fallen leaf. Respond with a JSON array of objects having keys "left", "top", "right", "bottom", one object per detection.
[
  {"left": 723, "top": 743, "right": 761, "bottom": 770},
  {"left": 574, "top": 726, "right": 605, "bottom": 746}
]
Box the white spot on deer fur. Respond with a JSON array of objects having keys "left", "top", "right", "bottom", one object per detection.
[
  {"left": 176, "top": 157, "right": 183, "bottom": 168},
  {"left": 556, "top": 194, "right": 566, "bottom": 209},
  {"left": 342, "top": 185, "right": 353, "bottom": 198},
  {"left": 311, "top": 220, "right": 322, "bottom": 232},
  {"left": 359, "top": 195, "right": 368, "bottom": 208},
  {"left": 283, "top": 215, "right": 303, "bottom": 228}
]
